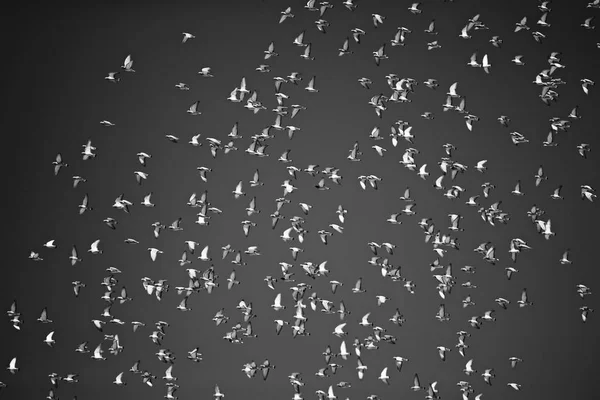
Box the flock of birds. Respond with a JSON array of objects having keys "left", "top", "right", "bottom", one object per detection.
[{"left": 7, "top": 0, "right": 600, "bottom": 399}]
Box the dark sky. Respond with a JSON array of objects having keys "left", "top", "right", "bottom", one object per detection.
[{"left": 3, "top": 0, "right": 599, "bottom": 399}]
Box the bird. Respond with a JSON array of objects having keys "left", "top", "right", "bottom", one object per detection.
[
  {"left": 581, "top": 78, "right": 595, "bottom": 94},
  {"left": 559, "top": 249, "right": 572, "bottom": 265},
  {"left": 372, "top": 13, "right": 385, "bottom": 27},
  {"left": 187, "top": 101, "right": 201, "bottom": 115},
  {"left": 37, "top": 307, "right": 53, "bottom": 323},
  {"left": 121, "top": 54, "right": 135, "bottom": 72},
  {"left": 356, "top": 358, "right": 367, "bottom": 380},
  {"left": 113, "top": 372, "right": 126, "bottom": 385},
  {"left": 411, "top": 373, "right": 422, "bottom": 391},
  {"left": 408, "top": 2, "right": 422, "bottom": 14},
  {"left": 214, "top": 384, "right": 225, "bottom": 399},
  {"left": 463, "top": 359, "right": 477, "bottom": 375},
  {"left": 52, "top": 154, "right": 68, "bottom": 175},
  {"left": 271, "top": 293, "right": 285, "bottom": 311},
  {"left": 279, "top": 7, "right": 294, "bottom": 23},
  {"left": 305, "top": 76, "right": 319, "bottom": 92},
  {"left": 233, "top": 181, "right": 246, "bottom": 198},
  {"left": 518, "top": 288, "right": 533, "bottom": 307},
  {"left": 580, "top": 306, "right": 594, "bottom": 322},
  {"left": 7, "top": 358, "right": 18, "bottom": 374},
  {"left": 515, "top": 16, "right": 530, "bottom": 32},
  {"left": 198, "top": 67, "right": 214, "bottom": 77},
  {"left": 264, "top": 42, "right": 278, "bottom": 59},
  {"left": 507, "top": 383, "right": 522, "bottom": 391},
  {"left": 104, "top": 72, "right": 120, "bottom": 82},
  {"left": 512, "top": 55, "right": 525, "bottom": 65},
  {"left": 182, "top": 32, "right": 195, "bottom": 42},
  {"left": 338, "top": 37, "right": 353, "bottom": 56},
  {"left": 509, "top": 357, "right": 523, "bottom": 369},
  {"left": 482, "top": 54, "right": 491, "bottom": 73},
  {"left": 482, "top": 369, "right": 495, "bottom": 385},
  {"left": 378, "top": 367, "right": 390, "bottom": 384},
  {"left": 333, "top": 323, "right": 347, "bottom": 337},
  {"left": 437, "top": 346, "right": 451, "bottom": 361}
]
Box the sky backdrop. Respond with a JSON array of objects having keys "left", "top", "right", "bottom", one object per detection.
[{"left": 2, "top": 0, "right": 599, "bottom": 399}]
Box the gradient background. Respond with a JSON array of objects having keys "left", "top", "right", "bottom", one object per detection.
[{"left": 2, "top": 0, "right": 599, "bottom": 399}]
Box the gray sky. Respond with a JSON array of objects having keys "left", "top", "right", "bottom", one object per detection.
[{"left": 2, "top": 1, "right": 599, "bottom": 399}]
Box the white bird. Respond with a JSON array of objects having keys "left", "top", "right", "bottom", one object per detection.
[
  {"left": 214, "top": 384, "right": 225, "bottom": 399},
  {"left": 482, "top": 54, "right": 491, "bottom": 73},
  {"left": 91, "top": 344, "right": 106, "bottom": 360},
  {"left": 356, "top": 358, "right": 367, "bottom": 380},
  {"left": 459, "top": 24, "right": 472, "bottom": 39},
  {"left": 182, "top": 32, "right": 195, "bottom": 43},
  {"left": 81, "top": 140, "right": 96, "bottom": 160},
  {"left": 293, "top": 30, "right": 307, "bottom": 47},
  {"left": 305, "top": 76, "right": 319, "bottom": 92},
  {"left": 475, "top": 160, "right": 487, "bottom": 173},
  {"left": 121, "top": 54, "right": 135, "bottom": 72},
  {"left": 134, "top": 171, "right": 148, "bottom": 185},
  {"left": 52, "top": 153, "right": 68, "bottom": 175},
  {"left": 329, "top": 224, "right": 343, "bottom": 234},
  {"left": 467, "top": 52, "right": 481, "bottom": 68},
  {"left": 447, "top": 82, "right": 460, "bottom": 97},
  {"left": 376, "top": 295, "right": 389, "bottom": 306},
  {"left": 113, "top": 372, "right": 126, "bottom": 385},
  {"left": 70, "top": 245, "right": 81, "bottom": 265},
  {"left": 272, "top": 293, "right": 285, "bottom": 311},
  {"left": 559, "top": 249, "right": 572, "bottom": 265},
  {"left": 249, "top": 169, "right": 263, "bottom": 187},
  {"left": 418, "top": 164, "right": 429, "bottom": 179},
  {"left": 88, "top": 239, "right": 103, "bottom": 254},
  {"left": 187, "top": 101, "right": 201, "bottom": 115},
  {"left": 464, "top": 359, "right": 477, "bottom": 375},
  {"left": 518, "top": 288, "right": 533, "bottom": 307},
  {"left": 343, "top": 0, "right": 358, "bottom": 11},
  {"left": 338, "top": 341, "right": 351, "bottom": 360},
  {"left": 408, "top": 2, "right": 422, "bottom": 14},
  {"left": 372, "top": 13, "right": 385, "bottom": 27},
  {"left": 104, "top": 72, "right": 120, "bottom": 82},
  {"left": 541, "top": 219, "right": 555, "bottom": 239},
  {"left": 264, "top": 42, "right": 278, "bottom": 59},
  {"left": 372, "top": 145, "right": 386, "bottom": 157},
  {"left": 359, "top": 312, "right": 372, "bottom": 327},
  {"left": 482, "top": 368, "right": 495, "bottom": 385},
  {"left": 198, "top": 245, "right": 211, "bottom": 262},
  {"left": 512, "top": 55, "right": 525, "bottom": 65},
  {"left": 233, "top": 181, "right": 246, "bottom": 198},
  {"left": 43, "top": 240, "right": 57, "bottom": 249},
  {"left": 198, "top": 67, "right": 213, "bottom": 77},
  {"left": 148, "top": 247, "right": 163, "bottom": 261},
  {"left": 378, "top": 367, "right": 390, "bottom": 384},
  {"left": 44, "top": 331, "right": 56, "bottom": 347},
  {"left": 338, "top": 37, "right": 352, "bottom": 56},
  {"left": 333, "top": 323, "right": 347, "bottom": 337},
  {"left": 280, "top": 7, "right": 294, "bottom": 24},
  {"left": 509, "top": 357, "right": 522, "bottom": 369},
  {"left": 411, "top": 373, "right": 422, "bottom": 391},
  {"left": 300, "top": 43, "right": 315, "bottom": 61},
  {"left": 7, "top": 357, "right": 18, "bottom": 374},
  {"left": 507, "top": 383, "right": 522, "bottom": 391},
  {"left": 511, "top": 180, "right": 524, "bottom": 196},
  {"left": 581, "top": 78, "right": 594, "bottom": 95}
]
